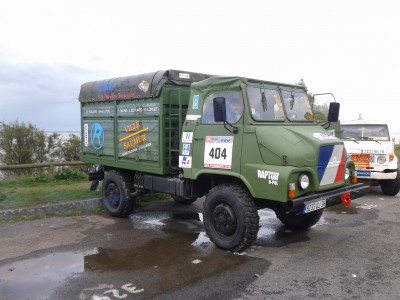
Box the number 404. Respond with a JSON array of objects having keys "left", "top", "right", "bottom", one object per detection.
[{"left": 209, "top": 147, "right": 227, "bottom": 159}]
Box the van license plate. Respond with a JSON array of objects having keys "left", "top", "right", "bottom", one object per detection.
[
  {"left": 303, "top": 199, "right": 326, "bottom": 214},
  {"left": 356, "top": 170, "right": 371, "bottom": 177}
]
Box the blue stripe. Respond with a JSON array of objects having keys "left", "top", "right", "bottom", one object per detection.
[{"left": 318, "top": 145, "right": 334, "bottom": 182}]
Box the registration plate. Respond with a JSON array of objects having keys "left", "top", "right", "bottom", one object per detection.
[
  {"left": 356, "top": 170, "right": 371, "bottom": 177},
  {"left": 303, "top": 199, "right": 326, "bottom": 214}
]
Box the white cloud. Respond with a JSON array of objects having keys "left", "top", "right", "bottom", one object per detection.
[{"left": 0, "top": 0, "right": 399, "bottom": 137}]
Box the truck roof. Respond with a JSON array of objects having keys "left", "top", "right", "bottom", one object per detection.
[{"left": 78, "top": 69, "right": 211, "bottom": 103}]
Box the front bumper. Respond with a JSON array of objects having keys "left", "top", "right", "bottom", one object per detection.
[
  {"left": 356, "top": 169, "right": 397, "bottom": 180},
  {"left": 288, "top": 183, "right": 370, "bottom": 214}
]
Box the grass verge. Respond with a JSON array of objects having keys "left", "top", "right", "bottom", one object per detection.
[
  {"left": 0, "top": 174, "right": 101, "bottom": 211},
  {"left": 0, "top": 173, "right": 171, "bottom": 212}
]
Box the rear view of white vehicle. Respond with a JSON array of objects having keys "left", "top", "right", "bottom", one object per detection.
[{"left": 341, "top": 120, "right": 399, "bottom": 196}]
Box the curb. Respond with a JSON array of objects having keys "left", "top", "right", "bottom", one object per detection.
[{"left": 0, "top": 198, "right": 103, "bottom": 219}]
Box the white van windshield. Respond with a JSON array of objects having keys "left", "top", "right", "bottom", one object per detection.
[{"left": 342, "top": 124, "right": 390, "bottom": 141}]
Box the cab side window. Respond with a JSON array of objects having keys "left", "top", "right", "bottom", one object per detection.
[{"left": 201, "top": 91, "right": 243, "bottom": 124}]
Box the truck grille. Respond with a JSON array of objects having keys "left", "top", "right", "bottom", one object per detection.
[
  {"left": 348, "top": 154, "right": 374, "bottom": 164},
  {"left": 318, "top": 145, "right": 345, "bottom": 186}
]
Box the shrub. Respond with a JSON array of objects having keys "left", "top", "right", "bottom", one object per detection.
[{"left": 54, "top": 168, "right": 86, "bottom": 181}]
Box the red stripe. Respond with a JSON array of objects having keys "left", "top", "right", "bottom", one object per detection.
[{"left": 334, "top": 148, "right": 345, "bottom": 182}]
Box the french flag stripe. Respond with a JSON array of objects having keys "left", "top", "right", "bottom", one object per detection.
[{"left": 318, "top": 145, "right": 344, "bottom": 186}]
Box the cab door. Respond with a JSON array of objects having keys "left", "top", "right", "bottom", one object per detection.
[{"left": 191, "top": 91, "right": 244, "bottom": 178}]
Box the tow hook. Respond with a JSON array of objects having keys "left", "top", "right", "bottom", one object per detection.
[{"left": 341, "top": 192, "right": 352, "bottom": 206}]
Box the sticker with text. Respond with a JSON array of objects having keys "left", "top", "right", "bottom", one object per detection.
[
  {"left": 257, "top": 170, "right": 280, "bottom": 185},
  {"left": 204, "top": 136, "right": 233, "bottom": 169},
  {"left": 179, "top": 156, "right": 192, "bottom": 168},
  {"left": 182, "top": 132, "right": 193, "bottom": 143}
]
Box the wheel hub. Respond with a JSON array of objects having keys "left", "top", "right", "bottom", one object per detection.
[
  {"left": 212, "top": 203, "right": 237, "bottom": 236},
  {"left": 106, "top": 183, "right": 120, "bottom": 208}
]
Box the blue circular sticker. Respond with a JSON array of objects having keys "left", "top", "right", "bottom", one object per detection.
[{"left": 91, "top": 123, "right": 105, "bottom": 150}]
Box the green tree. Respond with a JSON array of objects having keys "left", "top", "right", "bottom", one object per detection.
[
  {"left": 58, "top": 134, "right": 81, "bottom": 161},
  {"left": 0, "top": 121, "right": 61, "bottom": 172}
]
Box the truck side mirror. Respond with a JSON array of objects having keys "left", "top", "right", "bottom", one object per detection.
[
  {"left": 213, "top": 97, "right": 227, "bottom": 122},
  {"left": 328, "top": 102, "right": 340, "bottom": 122}
]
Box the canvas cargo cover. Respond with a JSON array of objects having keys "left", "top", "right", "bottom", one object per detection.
[{"left": 78, "top": 69, "right": 211, "bottom": 103}]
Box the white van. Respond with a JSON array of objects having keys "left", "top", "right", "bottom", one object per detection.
[{"left": 341, "top": 120, "right": 399, "bottom": 196}]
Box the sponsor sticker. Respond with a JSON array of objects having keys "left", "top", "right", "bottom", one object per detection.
[
  {"left": 179, "top": 156, "right": 192, "bottom": 168},
  {"left": 84, "top": 123, "right": 89, "bottom": 147},
  {"left": 138, "top": 80, "right": 150, "bottom": 93},
  {"left": 313, "top": 133, "right": 338, "bottom": 141},
  {"left": 185, "top": 115, "right": 201, "bottom": 121},
  {"left": 257, "top": 170, "right": 280, "bottom": 185},
  {"left": 182, "top": 132, "right": 193, "bottom": 143},
  {"left": 179, "top": 73, "right": 190, "bottom": 79},
  {"left": 193, "top": 95, "right": 199, "bottom": 109},
  {"left": 182, "top": 144, "right": 190, "bottom": 155}
]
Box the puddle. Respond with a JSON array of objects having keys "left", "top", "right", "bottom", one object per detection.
[
  {"left": 326, "top": 204, "right": 360, "bottom": 215},
  {"left": 130, "top": 211, "right": 204, "bottom": 232},
  {"left": 314, "top": 215, "right": 340, "bottom": 226},
  {"left": 0, "top": 250, "right": 96, "bottom": 300},
  {"left": 255, "top": 209, "right": 310, "bottom": 247},
  {"left": 355, "top": 204, "right": 378, "bottom": 210},
  {"left": 84, "top": 231, "right": 216, "bottom": 272}
]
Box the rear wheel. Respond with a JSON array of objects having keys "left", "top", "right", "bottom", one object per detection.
[
  {"left": 203, "top": 184, "right": 259, "bottom": 252},
  {"left": 102, "top": 170, "right": 135, "bottom": 217},
  {"left": 380, "top": 169, "right": 400, "bottom": 196},
  {"left": 275, "top": 208, "right": 323, "bottom": 229}
]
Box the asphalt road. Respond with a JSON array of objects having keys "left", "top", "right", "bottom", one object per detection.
[{"left": 0, "top": 187, "right": 399, "bottom": 300}]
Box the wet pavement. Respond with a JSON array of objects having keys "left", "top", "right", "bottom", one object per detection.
[{"left": 0, "top": 187, "right": 400, "bottom": 299}]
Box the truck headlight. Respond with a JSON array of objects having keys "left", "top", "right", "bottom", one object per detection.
[
  {"left": 377, "top": 155, "right": 386, "bottom": 164},
  {"left": 298, "top": 174, "right": 310, "bottom": 190}
]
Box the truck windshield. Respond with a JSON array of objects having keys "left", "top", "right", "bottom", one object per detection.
[
  {"left": 281, "top": 90, "right": 314, "bottom": 122},
  {"left": 342, "top": 124, "right": 390, "bottom": 141},
  {"left": 247, "top": 87, "right": 285, "bottom": 121}
]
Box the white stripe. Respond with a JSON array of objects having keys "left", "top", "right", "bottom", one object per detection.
[{"left": 320, "top": 145, "right": 343, "bottom": 186}]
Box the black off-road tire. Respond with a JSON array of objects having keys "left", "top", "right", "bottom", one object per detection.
[
  {"left": 102, "top": 170, "right": 135, "bottom": 217},
  {"left": 172, "top": 195, "right": 198, "bottom": 205},
  {"left": 275, "top": 208, "right": 323, "bottom": 229},
  {"left": 380, "top": 169, "right": 400, "bottom": 196},
  {"left": 203, "top": 184, "right": 259, "bottom": 252}
]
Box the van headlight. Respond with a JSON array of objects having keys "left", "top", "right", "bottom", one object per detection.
[
  {"left": 377, "top": 155, "right": 386, "bottom": 164},
  {"left": 298, "top": 174, "right": 310, "bottom": 190}
]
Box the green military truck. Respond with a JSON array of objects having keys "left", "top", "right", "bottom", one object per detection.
[{"left": 78, "top": 69, "right": 369, "bottom": 252}]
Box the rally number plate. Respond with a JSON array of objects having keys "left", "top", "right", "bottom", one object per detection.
[{"left": 303, "top": 199, "right": 326, "bottom": 214}]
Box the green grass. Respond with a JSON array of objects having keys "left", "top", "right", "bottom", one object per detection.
[
  {"left": 395, "top": 144, "right": 400, "bottom": 166},
  {"left": 0, "top": 173, "right": 171, "bottom": 212},
  {"left": 0, "top": 174, "right": 101, "bottom": 211}
]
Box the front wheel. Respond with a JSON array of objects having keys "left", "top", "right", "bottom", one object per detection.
[
  {"left": 102, "top": 170, "right": 135, "bottom": 217},
  {"left": 380, "top": 169, "right": 400, "bottom": 196},
  {"left": 203, "top": 184, "right": 259, "bottom": 252},
  {"left": 275, "top": 208, "right": 323, "bottom": 229}
]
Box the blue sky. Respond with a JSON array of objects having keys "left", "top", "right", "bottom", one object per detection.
[{"left": 1, "top": 0, "right": 399, "bottom": 140}]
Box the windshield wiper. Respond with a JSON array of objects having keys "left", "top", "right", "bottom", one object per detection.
[
  {"left": 371, "top": 140, "right": 381, "bottom": 144},
  {"left": 290, "top": 92, "right": 295, "bottom": 110},
  {"left": 342, "top": 137, "right": 359, "bottom": 143},
  {"left": 261, "top": 91, "right": 267, "bottom": 111}
]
